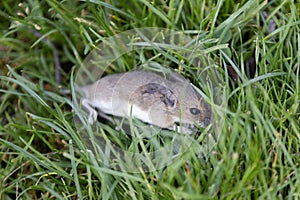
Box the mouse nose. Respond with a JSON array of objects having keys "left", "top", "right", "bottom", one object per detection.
[
  {"left": 203, "top": 110, "right": 213, "bottom": 127},
  {"left": 199, "top": 101, "right": 213, "bottom": 127}
]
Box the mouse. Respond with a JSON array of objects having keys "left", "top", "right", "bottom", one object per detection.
[{"left": 79, "top": 70, "right": 213, "bottom": 134}]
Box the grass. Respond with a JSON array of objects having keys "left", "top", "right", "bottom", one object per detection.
[{"left": 0, "top": 0, "right": 299, "bottom": 199}]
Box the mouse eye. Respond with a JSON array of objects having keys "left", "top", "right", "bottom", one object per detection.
[{"left": 190, "top": 107, "right": 200, "bottom": 115}]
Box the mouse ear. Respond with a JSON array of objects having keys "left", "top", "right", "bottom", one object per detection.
[
  {"left": 142, "top": 83, "right": 177, "bottom": 108},
  {"left": 159, "top": 87, "right": 176, "bottom": 107}
]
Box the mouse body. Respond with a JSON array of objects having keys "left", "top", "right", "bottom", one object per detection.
[{"left": 80, "top": 70, "right": 212, "bottom": 133}]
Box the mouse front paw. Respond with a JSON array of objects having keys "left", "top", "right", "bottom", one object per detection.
[
  {"left": 172, "top": 124, "right": 193, "bottom": 135},
  {"left": 81, "top": 98, "right": 98, "bottom": 124}
]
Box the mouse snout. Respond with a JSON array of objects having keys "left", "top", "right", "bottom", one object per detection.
[{"left": 197, "top": 99, "right": 213, "bottom": 127}]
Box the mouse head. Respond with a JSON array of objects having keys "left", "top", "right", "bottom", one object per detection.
[
  {"left": 142, "top": 71, "right": 213, "bottom": 129},
  {"left": 173, "top": 83, "right": 212, "bottom": 128},
  {"left": 165, "top": 72, "right": 213, "bottom": 128}
]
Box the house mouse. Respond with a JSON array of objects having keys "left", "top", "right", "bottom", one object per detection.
[{"left": 79, "top": 70, "right": 213, "bottom": 133}]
